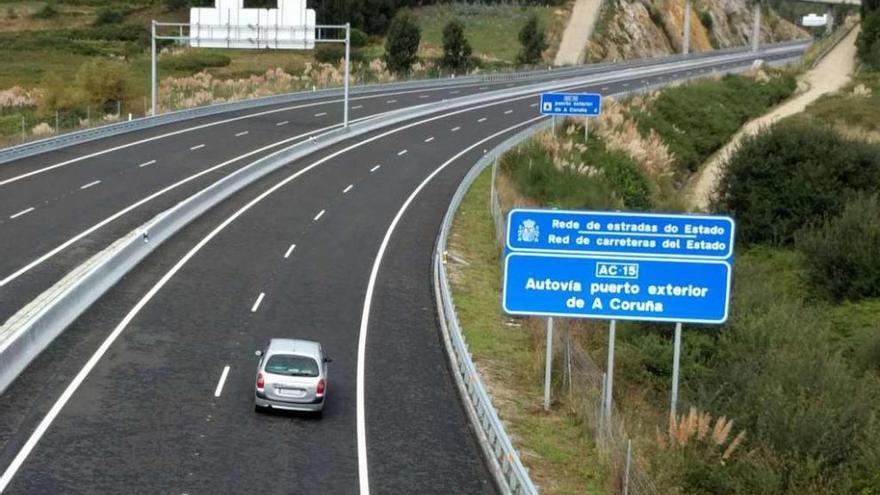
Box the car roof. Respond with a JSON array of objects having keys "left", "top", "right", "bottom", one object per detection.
[{"left": 266, "top": 338, "right": 321, "bottom": 358}]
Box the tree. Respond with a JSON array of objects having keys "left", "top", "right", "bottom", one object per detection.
[
  {"left": 517, "top": 14, "right": 547, "bottom": 66},
  {"left": 384, "top": 10, "right": 421, "bottom": 76},
  {"left": 858, "top": 10, "right": 880, "bottom": 69},
  {"left": 440, "top": 20, "right": 472, "bottom": 73},
  {"left": 863, "top": 0, "right": 880, "bottom": 17}
]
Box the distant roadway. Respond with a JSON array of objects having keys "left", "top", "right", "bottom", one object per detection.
[{"left": 0, "top": 42, "right": 807, "bottom": 493}]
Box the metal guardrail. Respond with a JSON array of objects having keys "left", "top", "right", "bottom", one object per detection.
[
  {"left": 1, "top": 50, "right": 757, "bottom": 394},
  {"left": 433, "top": 119, "right": 552, "bottom": 495},
  {"left": 0, "top": 40, "right": 809, "bottom": 166},
  {"left": 428, "top": 49, "right": 806, "bottom": 493}
]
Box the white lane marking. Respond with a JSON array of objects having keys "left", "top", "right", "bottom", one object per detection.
[
  {"left": 449, "top": 90, "right": 460, "bottom": 94},
  {"left": 0, "top": 88, "right": 561, "bottom": 491},
  {"left": 235, "top": 131, "right": 249, "bottom": 137},
  {"left": 251, "top": 292, "right": 265, "bottom": 312},
  {"left": 354, "top": 115, "right": 543, "bottom": 495},
  {"left": 386, "top": 99, "right": 397, "bottom": 104},
  {"left": 424, "top": 137, "right": 434, "bottom": 143},
  {"left": 397, "top": 149, "right": 408, "bottom": 156},
  {"left": 343, "top": 184, "right": 354, "bottom": 194},
  {"left": 622, "top": 82, "right": 629, "bottom": 87},
  {"left": 284, "top": 243, "right": 296, "bottom": 258},
  {"left": 601, "top": 86, "right": 609, "bottom": 91},
  {"left": 506, "top": 83, "right": 514, "bottom": 87},
  {"left": 0, "top": 82, "right": 491, "bottom": 186},
  {"left": 9, "top": 207, "right": 34, "bottom": 220},
  {"left": 138, "top": 160, "right": 157, "bottom": 168},
  {"left": 370, "top": 164, "right": 381, "bottom": 173},
  {"left": 504, "top": 110, "right": 513, "bottom": 114},
  {"left": 529, "top": 103, "right": 538, "bottom": 107},
  {"left": 79, "top": 180, "right": 101, "bottom": 190},
  {"left": 478, "top": 117, "right": 487, "bottom": 123},
  {"left": 214, "top": 365, "right": 230, "bottom": 398},
  {"left": 0, "top": 114, "right": 382, "bottom": 288},
  {"left": 276, "top": 120, "right": 290, "bottom": 126},
  {"left": 314, "top": 112, "right": 327, "bottom": 117},
  {"left": 190, "top": 144, "right": 205, "bottom": 151},
  {"left": 419, "top": 95, "right": 430, "bottom": 99},
  {"left": 479, "top": 86, "right": 488, "bottom": 90},
  {"left": 351, "top": 105, "right": 363, "bottom": 110},
  {"left": 313, "top": 209, "right": 325, "bottom": 221},
  {"left": 451, "top": 126, "right": 461, "bottom": 132}
]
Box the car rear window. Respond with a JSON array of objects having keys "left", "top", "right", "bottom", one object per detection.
[{"left": 264, "top": 354, "right": 320, "bottom": 377}]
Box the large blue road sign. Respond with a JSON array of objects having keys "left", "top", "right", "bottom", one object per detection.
[
  {"left": 503, "top": 253, "right": 731, "bottom": 323},
  {"left": 508, "top": 209, "right": 734, "bottom": 261},
  {"left": 539, "top": 92, "right": 602, "bottom": 117}
]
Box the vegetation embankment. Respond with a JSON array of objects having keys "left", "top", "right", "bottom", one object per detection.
[
  {"left": 449, "top": 56, "right": 880, "bottom": 492},
  {"left": 0, "top": 1, "right": 566, "bottom": 146}
]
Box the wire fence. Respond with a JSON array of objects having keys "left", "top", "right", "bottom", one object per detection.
[{"left": 488, "top": 141, "right": 658, "bottom": 495}]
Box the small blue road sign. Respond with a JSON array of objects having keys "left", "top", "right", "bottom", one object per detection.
[
  {"left": 507, "top": 209, "right": 734, "bottom": 260},
  {"left": 502, "top": 252, "right": 731, "bottom": 323},
  {"left": 539, "top": 92, "right": 602, "bottom": 117}
]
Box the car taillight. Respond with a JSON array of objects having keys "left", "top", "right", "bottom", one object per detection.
[
  {"left": 256, "top": 372, "right": 265, "bottom": 390},
  {"left": 316, "top": 378, "right": 325, "bottom": 397}
]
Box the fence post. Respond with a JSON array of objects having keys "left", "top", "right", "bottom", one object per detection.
[
  {"left": 55, "top": 111, "right": 59, "bottom": 134},
  {"left": 21, "top": 115, "right": 25, "bottom": 142},
  {"left": 623, "top": 438, "right": 632, "bottom": 495}
]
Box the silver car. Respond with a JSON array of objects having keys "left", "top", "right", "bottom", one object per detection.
[{"left": 254, "top": 339, "right": 330, "bottom": 414}]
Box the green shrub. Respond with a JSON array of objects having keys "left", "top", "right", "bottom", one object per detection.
[
  {"left": 384, "top": 9, "right": 421, "bottom": 75},
  {"left": 6, "top": 7, "right": 17, "bottom": 20},
  {"left": 858, "top": 10, "right": 880, "bottom": 69},
  {"left": 350, "top": 27, "right": 368, "bottom": 48},
  {"left": 795, "top": 194, "right": 880, "bottom": 302},
  {"left": 699, "top": 11, "right": 713, "bottom": 31},
  {"left": 516, "top": 13, "right": 546, "bottom": 66},
  {"left": 74, "top": 58, "right": 131, "bottom": 110},
  {"left": 93, "top": 7, "right": 126, "bottom": 26},
  {"left": 714, "top": 121, "right": 880, "bottom": 246},
  {"left": 632, "top": 72, "right": 796, "bottom": 173},
  {"left": 31, "top": 5, "right": 58, "bottom": 19},
  {"left": 160, "top": 51, "right": 231, "bottom": 72}
]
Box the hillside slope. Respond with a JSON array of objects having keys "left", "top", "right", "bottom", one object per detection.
[{"left": 588, "top": 0, "right": 807, "bottom": 61}]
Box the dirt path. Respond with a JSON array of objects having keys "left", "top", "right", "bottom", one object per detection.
[
  {"left": 687, "top": 26, "right": 861, "bottom": 210},
  {"left": 554, "top": 0, "right": 602, "bottom": 66}
]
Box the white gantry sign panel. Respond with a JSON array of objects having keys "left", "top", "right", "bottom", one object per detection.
[
  {"left": 190, "top": 0, "right": 316, "bottom": 49},
  {"left": 802, "top": 13, "right": 828, "bottom": 27}
]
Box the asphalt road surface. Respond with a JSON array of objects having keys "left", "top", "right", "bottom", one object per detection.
[{"left": 0, "top": 43, "right": 807, "bottom": 494}]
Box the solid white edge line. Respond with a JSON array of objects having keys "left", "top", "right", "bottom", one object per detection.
[
  {"left": 5, "top": 53, "right": 770, "bottom": 484},
  {"left": 284, "top": 243, "right": 296, "bottom": 258},
  {"left": 424, "top": 137, "right": 434, "bottom": 143},
  {"left": 190, "top": 144, "right": 205, "bottom": 151},
  {"left": 313, "top": 209, "right": 325, "bottom": 221},
  {"left": 9, "top": 207, "right": 34, "bottom": 220},
  {"left": 138, "top": 160, "right": 157, "bottom": 168},
  {"left": 397, "top": 150, "right": 407, "bottom": 156},
  {"left": 354, "top": 115, "right": 543, "bottom": 495},
  {"left": 235, "top": 131, "right": 249, "bottom": 137},
  {"left": 369, "top": 165, "right": 380, "bottom": 172},
  {"left": 343, "top": 184, "right": 354, "bottom": 194},
  {"left": 0, "top": 111, "right": 543, "bottom": 494},
  {"left": 251, "top": 292, "right": 265, "bottom": 312},
  {"left": 214, "top": 365, "right": 230, "bottom": 397},
  {"left": 80, "top": 180, "right": 101, "bottom": 190}
]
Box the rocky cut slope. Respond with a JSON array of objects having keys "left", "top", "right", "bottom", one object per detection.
[{"left": 587, "top": 0, "right": 807, "bottom": 61}]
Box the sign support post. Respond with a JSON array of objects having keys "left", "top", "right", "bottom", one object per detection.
[
  {"left": 584, "top": 117, "right": 589, "bottom": 142},
  {"left": 544, "top": 317, "right": 554, "bottom": 411},
  {"left": 604, "top": 319, "right": 616, "bottom": 428},
  {"left": 670, "top": 322, "right": 682, "bottom": 419},
  {"left": 151, "top": 20, "right": 157, "bottom": 116},
  {"left": 343, "top": 22, "right": 350, "bottom": 128}
]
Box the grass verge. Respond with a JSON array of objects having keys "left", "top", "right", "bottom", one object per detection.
[{"left": 447, "top": 167, "right": 606, "bottom": 494}]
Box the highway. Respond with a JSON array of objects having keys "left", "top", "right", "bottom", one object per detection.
[{"left": 0, "top": 42, "right": 807, "bottom": 493}]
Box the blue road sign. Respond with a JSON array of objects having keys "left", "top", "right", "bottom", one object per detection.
[
  {"left": 507, "top": 209, "right": 734, "bottom": 260},
  {"left": 539, "top": 92, "right": 602, "bottom": 117},
  {"left": 503, "top": 252, "right": 731, "bottom": 324}
]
